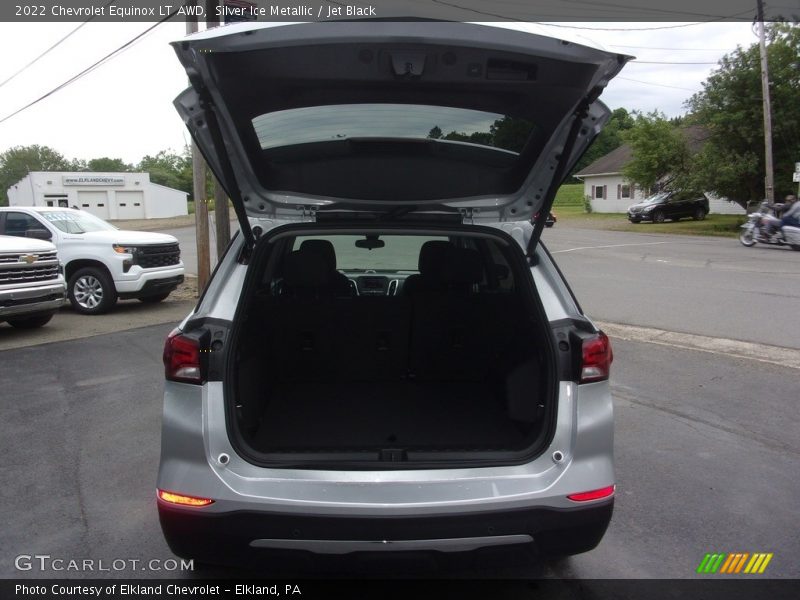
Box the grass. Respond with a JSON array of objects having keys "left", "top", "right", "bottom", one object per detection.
[{"left": 551, "top": 183, "right": 746, "bottom": 238}]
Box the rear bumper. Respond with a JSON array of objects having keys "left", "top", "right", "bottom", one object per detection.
[
  {"left": 158, "top": 499, "right": 613, "bottom": 563},
  {"left": 0, "top": 280, "right": 66, "bottom": 319}
]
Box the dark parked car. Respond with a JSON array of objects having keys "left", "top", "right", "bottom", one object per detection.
[
  {"left": 627, "top": 192, "right": 709, "bottom": 223},
  {"left": 533, "top": 211, "right": 557, "bottom": 228}
]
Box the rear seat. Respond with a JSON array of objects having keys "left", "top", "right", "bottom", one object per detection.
[
  {"left": 258, "top": 241, "right": 521, "bottom": 386},
  {"left": 409, "top": 246, "right": 521, "bottom": 382},
  {"left": 264, "top": 249, "right": 339, "bottom": 382}
]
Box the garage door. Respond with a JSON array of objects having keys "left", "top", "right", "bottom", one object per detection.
[
  {"left": 77, "top": 191, "right": 109, "bottom": 219},
  {"left": 114, "top": 191, "right": 145, "bottom": 219}
]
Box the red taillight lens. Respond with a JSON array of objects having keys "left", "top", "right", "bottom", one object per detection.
[
  {"left": 163, "top": 328, "right": 203, "bottom": 384},
  {"left": 580, "top": 331, "right": 613, "bottom": 383},
  {"left": 157, "top": 489, "right": 214, "bottom": 507},
  {"left": 567, "top": 485, "right": 615, "bottom": 502}
]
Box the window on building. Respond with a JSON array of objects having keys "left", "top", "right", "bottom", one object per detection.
[
  {"left": 594, "top": 185, "right": 605, "bottom": 199},
  {"left": 620, "top": 184, "right": 631, "bottom": 199}
]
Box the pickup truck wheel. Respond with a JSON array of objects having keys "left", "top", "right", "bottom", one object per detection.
[
  {"left": 7, "top": 313, "right": 54, "bottom": 328},
  {"left": 138, "top": 292, "right": 171, "bottom": 303},
  {"left": 652, "top": 211, "right": 665, "bottom": 223},
  {"left": 68, "top": 267, "right": 117, "bottom": 315},
  {"left": 693, "top": 208, "right": 707, "bottom": 220}
]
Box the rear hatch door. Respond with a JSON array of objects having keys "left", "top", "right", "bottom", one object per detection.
[{"left": 173, "top": 21, "right": 630, "bottom": 247}]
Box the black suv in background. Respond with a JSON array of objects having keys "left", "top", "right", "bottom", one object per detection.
[{"left": 627, "top": 192, "right": 709, "bottom": 223}]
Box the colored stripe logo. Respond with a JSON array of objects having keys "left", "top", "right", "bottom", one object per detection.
[{"left": 697, "top": 552, "right": 773, "bottom": 574}]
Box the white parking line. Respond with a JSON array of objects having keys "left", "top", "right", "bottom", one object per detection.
[{"left": 551, "top": 241, "right": 673, "bottom": 254}]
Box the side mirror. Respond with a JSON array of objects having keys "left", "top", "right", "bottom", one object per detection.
[{"left": 26, "top": 229, "right": 52, "bottom": 241}]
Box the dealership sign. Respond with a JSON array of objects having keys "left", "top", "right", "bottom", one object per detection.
[{"left": 62, "top": 176, "right": 125, "bottom": 186}]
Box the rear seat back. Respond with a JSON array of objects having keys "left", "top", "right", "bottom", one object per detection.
[{"left": 409, "top": 246, "right": 521, "bottom": 382}]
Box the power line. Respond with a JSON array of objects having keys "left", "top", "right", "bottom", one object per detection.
[
  {"left": 615, "top": 76, "right": 699, "bottom": 92},
  {"left": 0, "top": 11, "right": 178, "bottom": 126},
  {"left": 608, "top": 44, "right": 733, "bottom": 51},
  {"left": 631, "top": 60, "right": 720, "bottom": 64},
  {"left": 532, "top": 15, "right": 755, "bottom": 32}
]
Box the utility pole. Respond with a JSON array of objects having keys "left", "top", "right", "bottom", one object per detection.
[
  {"left": 186, "top": 0, "right": 211, "bottom": 293},
  {"left": 206, "top": 0, "right": 231, "bottom": 259},
  {"left": 756, "top": 0, "right": 775, "bottom": 203}
]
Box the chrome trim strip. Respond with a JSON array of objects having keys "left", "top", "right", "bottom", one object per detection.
[{"left": 249, "top": 534, "right": 533, "bottom": 554}]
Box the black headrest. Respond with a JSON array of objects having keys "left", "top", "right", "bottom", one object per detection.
[
  {"left": 442, "top": 247, "right": 484, "bottom": 285},
  {"left": 283, "top": 250, "right": 332, "bottom": 287},
  {"left": 300, "top": 239, "right": 337, "bottom": 271},
  {"left": 418, "top": 241, "right": 451, "bottom": 276}
]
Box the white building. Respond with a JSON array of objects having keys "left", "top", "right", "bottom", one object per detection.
[
  {"left": 574, "top": 142, "right": 745, "bottom": 216},
  {"left": 7, "top": 172, "right": 188, "bottom": 220}
]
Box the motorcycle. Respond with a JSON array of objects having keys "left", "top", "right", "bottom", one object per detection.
[{"left": 740, "top": 201, "right": 800, "bottom": 251}]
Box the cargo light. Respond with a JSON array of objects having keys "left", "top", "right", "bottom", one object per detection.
[
  {"left": 580, "top": 331, "right": 613, "bottom": 383},
  {"left": 567, "top": 485, "right": 615, "bottom": 502},
  {"left": 157, "top": 489, "right": 214, "bottom": 507},
  {"left": 163, "top": 328, "right": 204, "bottom": 384}
]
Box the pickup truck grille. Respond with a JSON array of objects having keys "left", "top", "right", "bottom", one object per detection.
[
  {"left": 136, "top": 243, "right": 180, "bottom": 269},
  {"left": 0, "top": 251, "right": 58, "bottom": 264},
  {"left": 0, "top": 262, "right": 60, "bottom": 284}
]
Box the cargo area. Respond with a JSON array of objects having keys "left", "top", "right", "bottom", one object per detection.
[{"left": 228, "top": 230, "right": 555, "bottom": 465}]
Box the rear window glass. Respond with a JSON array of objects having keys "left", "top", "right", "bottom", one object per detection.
[
  {"left": 252, "top": 104, "right": 535, "bottom": 153},
  {"left": 292, "top": 235, "right": 448, "bottom": 272}
]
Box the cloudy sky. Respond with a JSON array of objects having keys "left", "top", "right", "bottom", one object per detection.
[{"left": 0, "top": 19, "right": 756, "bottom": 165}]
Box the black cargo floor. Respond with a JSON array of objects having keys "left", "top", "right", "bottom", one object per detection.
[{"left": 251, "top": 381, "right": 527, "bottom": 451}]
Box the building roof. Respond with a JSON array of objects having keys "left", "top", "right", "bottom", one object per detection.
[
  {"left": 574, "top": 145, "right": 632, "bottom": 177},
  {"left": 574, "top": 124, "right": 710, "bottom": 178}
]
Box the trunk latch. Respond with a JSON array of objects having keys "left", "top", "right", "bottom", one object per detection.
[{"left": 379, "top": 448, "right": 408, "bottom": 462}]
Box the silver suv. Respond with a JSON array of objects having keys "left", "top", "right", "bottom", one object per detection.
[{"left": 157, "top": 21, "right": 626, "bottom": 567}]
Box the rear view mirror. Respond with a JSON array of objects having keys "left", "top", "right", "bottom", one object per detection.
[
  {"left": 355, "top": 235, "right": 385, "bottom": 250},
  {"left": 26, "top": 229, "right": 52, "bottom": 241}
]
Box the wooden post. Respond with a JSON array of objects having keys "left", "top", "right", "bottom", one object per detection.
[
  {"left": 187, "top": 1, "right": 210, "bottom": 293},
  {"left": 206, "top": 0, "right": 231, "bottom": 259}
]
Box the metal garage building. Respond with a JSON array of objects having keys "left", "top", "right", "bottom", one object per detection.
[{"left": 6, "top": 171, "right": 188, "bottom": 220}]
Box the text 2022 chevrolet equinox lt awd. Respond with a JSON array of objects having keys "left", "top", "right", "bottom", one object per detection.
[{"left": 157, "top": 20, "right": 627, "bottom": 568}]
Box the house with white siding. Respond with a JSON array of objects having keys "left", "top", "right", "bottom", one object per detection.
[{"left": 574, "top": 128, "right": 745, "bottom": 215}]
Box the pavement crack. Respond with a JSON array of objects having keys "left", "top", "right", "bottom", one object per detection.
[{"left": 612, "top": 386, "right": 800, "bottom": 457}]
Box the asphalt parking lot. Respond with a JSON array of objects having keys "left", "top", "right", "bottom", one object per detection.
[
  {"left": 2, "top": 324, "right": 798, "bottom": 580},
  {"left": 1, "top": 226, "right": 798, "bottom": 582}
]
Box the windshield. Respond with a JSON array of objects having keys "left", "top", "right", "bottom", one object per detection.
[
  {"left": 293, "top": 235, "right": 448, "bottom": 272},
  {"left": 40, "top": 211, "right": 116, "bottom": 234},
  {"left": 642, "top": 193, "right": 669, "bottom": 205}
]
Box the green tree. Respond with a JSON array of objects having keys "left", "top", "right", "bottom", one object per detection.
[
  {"left": 685, "top": 22, "right": 800, "bottom": 206},
  {"left": 621, "top": 111, "right": 691, "bottom": 193},
  {"left": 137, "top": 149, "right": 193, "bottom": 197},
  {"left": 0, "top": 145, "right": 72, "bottom": 205},
  {"left": 86, "top": 157, "right": 132, "bottom": 172}
]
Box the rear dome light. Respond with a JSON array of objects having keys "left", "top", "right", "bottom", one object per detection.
[
  {"left": 567, "top": 485, "right": 615, "bottom": 502},
  {"left": 157, "top": 489, "right": 214, "bottom": 507},
  {"left": 580, "top": 331, "right": 613, "bottom": 383},
  {"left": 163, "top": 328, "right": 203, "bottom": 384}
]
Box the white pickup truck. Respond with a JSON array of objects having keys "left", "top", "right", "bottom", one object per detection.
[
  {"left": 0, "top": 207, "right": 184, "bottom": 315},
  {"left": 0, "top": 235, "right": 66, "bottom": 328}
]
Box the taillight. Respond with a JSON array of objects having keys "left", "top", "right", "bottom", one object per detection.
[
  {"left": 157, "top": 489, "right": 214, "bottom": 507},
  {"left": 163, "top": 328, "right": 203, "bottom": 384},
  {"left": 567, "top": 485, "right": 615, "bottom": 502},
  {"left": 580, "top": 331, "right": 613, "bottom": 383}
]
